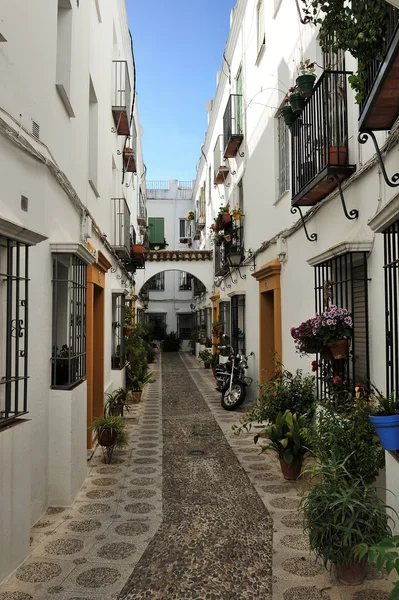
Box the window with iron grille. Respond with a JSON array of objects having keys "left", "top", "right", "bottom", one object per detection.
[
  {"left": 52, "top": 254, "right": 87, "bottom": 388},
  {"left": 0, "top": 237, "right": 29, "bottom": 427},
  {"left": 205, "top": 307, "right": 212, "bottom": 339},
  {"left": 147, "top": 272, "right": 165, "bottom": 291},
  {"left": 314, "top": 252, "right": 369, "bottom": 401},
  {"left": 178, "top": 313, "right": 195, "bottom": 340},
  {"left": 383, "top": 220, "right": 399, "bottom": 396},
  {"left": 219, "top": 301, "right": 231, "bottom": 342},
  {"left": 179, "top": 271, "right": 193, "bottom": 291},
  {"left": 231, "top": 295, "right": 246, "bottom": 354},
  {"left": 111, "top": 293, "right": 126, "bottom": 370},
  {"left": 277, "top": 110, "right": 290, "bottom": 197}
]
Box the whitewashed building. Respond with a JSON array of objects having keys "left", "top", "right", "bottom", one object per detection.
[
  {"left": 192, "top": 0, "right": 399, "bottom": 522},
  {"left": 0, "top": 0, "right": 147, "bottom": 582}
]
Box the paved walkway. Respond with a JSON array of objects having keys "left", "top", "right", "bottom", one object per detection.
[{"left": 0, "top": 352, "right": 393, "bottom": 600}]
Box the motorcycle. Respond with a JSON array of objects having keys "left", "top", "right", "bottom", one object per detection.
[{"left": 215, "top": 344, "right": 254, "bottom": 410}]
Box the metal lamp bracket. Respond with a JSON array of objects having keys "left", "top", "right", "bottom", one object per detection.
[
  {"left": 290, "top": 206, "right": 317, "bottom": 242},
  {"left": 358, "top": 131, "right": 399, "bottom": 188},
  {"left": 327, "top": 174, "right": 359, "bottom": 220}
]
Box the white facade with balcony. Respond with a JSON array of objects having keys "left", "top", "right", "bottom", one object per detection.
[{"left": 0, "top": 0, "right": 146, "bottom": 582}]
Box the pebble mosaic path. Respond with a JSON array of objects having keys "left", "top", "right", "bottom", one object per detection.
[{"left": 0, "top": 351, "right": 394, "bottom": 600}]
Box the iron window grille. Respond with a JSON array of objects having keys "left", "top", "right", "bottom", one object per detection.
[
  {"left": 179, "top": 272, "right": 193, "bottom": 291},
  {"left": 277, "top": 109, "right": 290, "bottom": 197},
  {"left": 231, "top": 295, "right": 246, "bottom": 354},
  {"left": 178, "top": 313, "right": 195, "bottom": 340},
  {"left": 314, "top": 252, "right": 370, "bottom": 401},
  {"left": 383, "top": 220, "right": 399, "bottom": 396},
  {"left": 111, "top": 293, "right": 126, "bottom": 370},
  {"left": 219, "top": 301, "right": 231, "bottom": 342},
  {"left": 147, "top": 272, "right": 165, "bottom": 291},
  {"left": 0, "top": 237, "right": 29, "bottom": 427},
  {"left": 52, "top": 254, "right": 87, "bottom": 389}
]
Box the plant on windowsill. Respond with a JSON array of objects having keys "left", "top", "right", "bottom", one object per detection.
[
  {"left": 51, "top": 344, "right": 78, "bottom": 387},
  {"left": 90, "top": 414, "right": 128, "bottom": 456},
  {"left": 291, "top": 305, "right": 353, "bottom": 358},
  {"left": 299, "top": 456, "right": 394, "bottom": 585},
  {"left": 368, "top": 394, "right": 399, "bottom": 451},
  {"left": 186, "top": 210, "right": 195, "bottom": 221},
  {"left": 296, "top": 59, "right": 317, "bottom": 98},
  {"left": 255, "top": 410, "right": 310, "bottom": 480}
]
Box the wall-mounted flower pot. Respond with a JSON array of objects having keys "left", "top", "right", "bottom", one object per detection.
[
  {"left": 289, "top": 92, "right": 305, "bottom": 115},
  {"left": 222, "top": 213, "right": 232, "bottom": 224},
  {"left": 281, "top": 105, "right": 296, "bottom": 127},
  {"left": 328, "top": 339, "right": 349, "bottom": 359},
  {"left": 335, "top": 560, "right": 366, "bottom": 586},
  {"left": 296, "top": 74, "right": 316, "bottom": 98},
  {"left": 279, "top": 457, "right": 303, "bottom": 480},
  {"left": 369, "top": 414, "right": 399, "bottom": 451}
]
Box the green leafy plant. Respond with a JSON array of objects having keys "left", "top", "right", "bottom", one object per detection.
[
  {"left": 104, "top": 387, "right": 129, "bottom": 416},
  {"left": 298, "top": 59, "right": 316, "bottom": 77},
  {"left": 199, "top": 348, "right": 213, "bottom": 367},
  {"left": 90, "top": 415, "right": 129, "bottom": 449},
  {"left": 160, "top": 331, "right": 181, "bottom": 352},
  {"left": 300, "top": 0, "right": 390, "bottom": 103},
  {"left": 255, "top": 410, "right": 310, "bottom": 465},
  {"left": 370, "top": 394, "right": 399, "bottom": 416},
  {"left": 355, "top": 537, "right": 399, "bottom": 599},
  {"left": 306, "top": 401, "right": 384, "bottom": 482},
  {"left": 299, "top": 455, "right": 393, "bottom": 569}
]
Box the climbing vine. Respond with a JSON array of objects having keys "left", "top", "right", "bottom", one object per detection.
[{"left": 300, "top": 0, "right": 390, "bottom": 103}]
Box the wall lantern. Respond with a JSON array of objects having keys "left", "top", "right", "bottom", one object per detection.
[{"left": 226, "top": 247, "right": 256, "bottom": 280}]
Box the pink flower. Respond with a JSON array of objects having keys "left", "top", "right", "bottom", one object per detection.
[{"left": 332, "top": 376, "right": 342, "bottom": 385}]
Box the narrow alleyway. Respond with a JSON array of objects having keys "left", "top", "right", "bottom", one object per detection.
[
  {"left": 0, "top": 353, "right": 393, "bottom": 600},
  {"left": 119, "top": 352, "right": 273, "bottom": 600}
]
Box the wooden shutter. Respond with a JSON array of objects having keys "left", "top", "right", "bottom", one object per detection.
[{"left": 148, "top": 217, "right": 164, "bottom": 244}]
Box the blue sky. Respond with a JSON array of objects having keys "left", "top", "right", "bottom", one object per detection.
[{"left": 127, "top": 0, "right": 237, "bottom": 182}]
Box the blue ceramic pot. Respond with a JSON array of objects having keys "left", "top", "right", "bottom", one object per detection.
[{"left": 369, "top": 414, "right": 399, "bottom": 451}]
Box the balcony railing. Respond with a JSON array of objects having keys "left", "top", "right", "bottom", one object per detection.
[
  {"left": 291, "top": 70, "right": 356, "bottom": 207},
  {"left": 111, "top": 198, "right": 131, "bottom": 259},
  {"left": 112, "top": 61, "right": 131, "bottom": 136},
  {"left": 214, "top": 135, "right": 229, "bottom": 184},
  {"left": 359, "top": 5, "right": 399, "bottom": 131},
  {"left": 223, "top": 94, "right": 244, "bottom": 158},
  {"left": 123, "top": 122, "right": 137, "bottom": 174}
]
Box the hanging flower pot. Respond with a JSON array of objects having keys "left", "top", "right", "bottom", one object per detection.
[
  {"left": 289, "top": 92, "right": 305, "bottom": 115},
  {"left": 369, "top": 414, "right": 399, "bottom": 451},
  {"left": 335, "top": 560, "right": 366, "bottom": 586},
  {"left": 222, "top": 212, "right": 232, "bottom": 224},
  {"left": 98, "top": 428, "right": 118, "bottom": 447},
  {"left": 328, "top": 339, "right": 349, "bottom": 359},
  {"left": 279, "top": 457, "right": 303, "bottom": 480},
  {"left": 296, "top": 74, "right": 316, "bottom": 98},
  {"left": 281, "top": 105, "right": 296, "bottom": 127}
]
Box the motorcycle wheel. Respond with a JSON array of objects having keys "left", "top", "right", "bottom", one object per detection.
[{"left": 221, "top": 381, "right": 246, "bottom": 410}]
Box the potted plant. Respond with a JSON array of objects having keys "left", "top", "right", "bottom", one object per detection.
[
  {"left": 369, "top": 394, "right": 399, "bottom": 451},
  {"left": 318, "top": 305, "right": 353, "bottom": 359},
  {"left": 300, "top": 456, "right": 393, "bottom": 585},
  {"left": 355, "top": 536, "right": 399, "bottom": 599},
  {"left": 160, "top": 331, "right": 181, "bottom": 352},
  {"left": 104, "top": 388, "right": 129, "bottom": 417},
  {"left": 186, "top": 210, "right": 195, "bottom": 221},
  {"left": 199, "top": 348, "right": 213, "bottom": 369},
  {"left": 296, "top": 59, "right": 317, "bottom": 98},
  {"left": 290, "top": 317, "right": 324, "bottom": 355},
  {"left": 281, "top": 98, "right": 296, "bottom": 127},
  {"left": 212, "top": 320, "right": 224, "bottom": 335},
  {"left": 255, "top": 410, "right": 310, "bottom": 480},
  {"left": 90, "top": 415, "right": 128, "bottom": 451},
  {"left": 288, "top": 86, "right": 305, "bottom": 115},
  {"left": 52, "top": 345, "right": 78, "bottom": 386},
  {"left": 231, "top": 206, "right": 243, "bottom": 221}
]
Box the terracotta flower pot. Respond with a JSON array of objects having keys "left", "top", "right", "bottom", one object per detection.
[
  {"left": 222, "top": 213, "right": 232, "bottom": 223},
  {"left": 328, "top": 339, "right": 349, "bottom": 359},
  {"left": 279, "top": 457, "right": 303, "bottom": 480},
  {"left": 335, "top": 560, "right": 366, "bottom": 585},
  {"left": 329, "top": 146, "right": 347, "bottom": 166}
]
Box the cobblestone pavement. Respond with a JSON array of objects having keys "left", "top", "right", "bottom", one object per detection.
[
  {"left": 119, "top": 352, "right": 273, "bottom": 600},
  {"left": 0, "top": 352, "right": 394, "bottom": 600}
]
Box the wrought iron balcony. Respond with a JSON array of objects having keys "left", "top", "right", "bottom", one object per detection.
[
  {"left": 223, "top": 94, "right": 244, "bottom": 158},
  {"left": 123, "top": 122, "right": 137, "bottom": 173},
  {"left": 291, "top": 71, "right": 356, "bottom": 207},
  {"left": 130, "top": 244, "right": 145, "bottom": 269},
  {"left": 111, "top": 198, "right": 131, "bottom": 259},
  {"left": 359, "top": 5, "right": 399, "bottom": 131},
  {"left": 112, "top": 60, "right": 131, "bottom": 136},
  {"left": 213, "top": 135, "right": 229, "bottom": 184}
]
